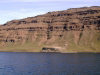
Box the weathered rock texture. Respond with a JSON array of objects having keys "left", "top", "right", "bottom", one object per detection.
[{"left": 0, "top": 6, "right": 100, "bottom": 52}]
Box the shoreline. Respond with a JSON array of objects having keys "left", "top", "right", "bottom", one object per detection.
[{"left": 0, "top": 51, "right": 100, "bottom": 54}]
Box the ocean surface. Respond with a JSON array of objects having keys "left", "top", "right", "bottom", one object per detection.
[{"left": 0, "top": 52, "right": 100, "bottom": 75}]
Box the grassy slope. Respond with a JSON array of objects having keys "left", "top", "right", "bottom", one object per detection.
[{"left": 0, "top": 30, "right": 100, "bottom": 52}]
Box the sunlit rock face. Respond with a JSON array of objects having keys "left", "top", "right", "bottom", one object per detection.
[{"left": 0, "top": 6, "right": 100, "bottom": 52}]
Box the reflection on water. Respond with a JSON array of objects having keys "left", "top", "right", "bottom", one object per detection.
[{"left": 0, "top": 52, "right": 100, "bottom": 75}]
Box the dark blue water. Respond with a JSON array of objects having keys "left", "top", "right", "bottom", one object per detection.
[{"left": 0, "top": 52, "right": 100, "bottom": 75}]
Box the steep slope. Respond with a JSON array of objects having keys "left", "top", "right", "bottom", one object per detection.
[{"left": 0, "top": 6, "right": 100, "bottom": 52}]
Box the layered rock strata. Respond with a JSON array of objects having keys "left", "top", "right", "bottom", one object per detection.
[{"left": 0, "top": 6, "right": 100, "bottom": 52}]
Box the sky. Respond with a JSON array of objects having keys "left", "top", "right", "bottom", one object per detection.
[{"left": 0, "top": 0, "right": 100, "bottom": 24}]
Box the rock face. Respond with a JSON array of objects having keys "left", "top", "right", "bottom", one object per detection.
[{"left": 0, "top": 6, "right": 100, "bottom": 52}]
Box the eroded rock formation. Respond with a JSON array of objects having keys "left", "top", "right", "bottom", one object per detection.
[{"left": 0, "top": 6, "right": 100, "bottom": 52}]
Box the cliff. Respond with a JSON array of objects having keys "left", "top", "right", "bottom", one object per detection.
[{"left": 0, "top": 6, "right": 100, "bottom": 52}]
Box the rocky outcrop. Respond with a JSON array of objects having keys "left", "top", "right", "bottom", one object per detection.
[
  {"left": 0, "top": 6, "right": 100, "bottom": 52},
  {"left": 42, "top": 47, "right": 60, "bottom": 52}
]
